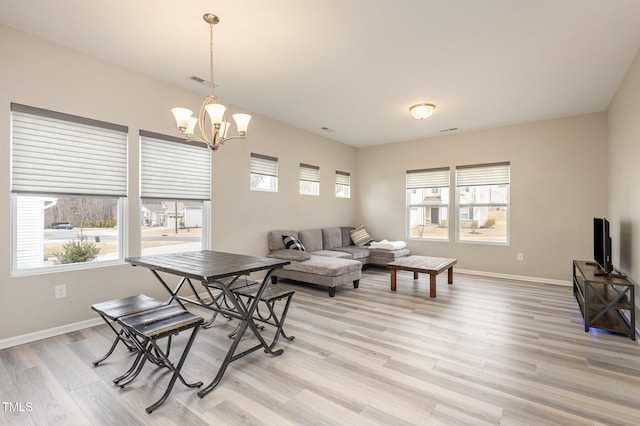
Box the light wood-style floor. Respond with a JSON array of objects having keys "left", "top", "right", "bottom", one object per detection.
[{"left": 2, "top": 268, "right": 639, "bottom": 425}]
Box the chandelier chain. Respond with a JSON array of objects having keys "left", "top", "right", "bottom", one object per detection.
[{"left": 209, "top": 20, "right": 215, "bottom": 96}]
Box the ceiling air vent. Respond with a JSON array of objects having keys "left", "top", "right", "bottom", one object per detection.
[
  {"left": 189, "top": 75, "right": 206, "bottom": 83},
  {"left": 188, "top": 75, "right": 217, "bottom": 88}
]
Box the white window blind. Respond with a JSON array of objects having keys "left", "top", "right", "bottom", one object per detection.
[
  {"left": 11, "top": 103, "right": 128, "bottom": 196},
  {"left": 300, "top": 163, "right": 320, "bottom": 182},
  {"left": 336, "top": 171, "right": 350, "bottom": 186},
  {"left": 250, "top": 153, "right": 278, "bottom": 177},
  {"left": 406, "top": 167, "right": 450, "bottom": 189},
  {"left": 140, "top": 131, "right": 211, "bottom": 201},
  {"left": 456, "top": 162, "right": 510, "bottom": 186}
]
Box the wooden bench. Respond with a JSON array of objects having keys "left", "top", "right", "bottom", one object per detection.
[
  {"left": 91, "top": 294, "right": 165, "bottom": 365},
  {"left": 233, "top": 283, "right": 295, "bottom": 350},
  {"left": 116, "top": 305, "right": 204, "bottom": 413}
]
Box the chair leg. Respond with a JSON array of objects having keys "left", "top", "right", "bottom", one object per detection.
[
  {"left": 93, "top": 320, "right": 137, "bottom": 366},
  {"left": 262, "top": 295, "right": 295, "bottom": 350},
  {"left": 235, "top": 289, "right": 295, "bottom": 350},
  {"left": 145, "top": 326, "right": 203, "bottom": 414},
  {"left": 114, "top": 342, "right": 149, "bottom": 387}
]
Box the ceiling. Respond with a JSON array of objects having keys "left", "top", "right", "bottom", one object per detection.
[{"left": 1, "top": 1, "right": 640, "bottom": 147}]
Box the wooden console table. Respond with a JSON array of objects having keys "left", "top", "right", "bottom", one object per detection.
[{"left": 573, "top": 260, "right": 636, "bottom": 340}]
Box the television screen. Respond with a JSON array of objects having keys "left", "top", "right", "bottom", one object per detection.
[{"left": 593, "top": 217, "right": 612, "bottom": 275}]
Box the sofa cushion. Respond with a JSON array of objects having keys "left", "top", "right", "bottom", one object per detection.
[
  {"left": 268, "top": 249, "right": 311, "bottom": 262},
  {"left": 350, "top": 225, "right": 373, "bottom": 247},
  {"left": 298, "top": 229, "right": 323, "bottom": 253},
  {"left": 332, "top": 245, "right": 370, "bottom": 261},
  {"left": 284, "top": 255, "right": 361, "bottom": 276},
  {"left": 368, "top": 247, "right": 412, "bottom": 264},
  {"left": 322, "top": 227, "right": 343, "bottom": 250},
  {"left": 268, "top": 230, "right": 298, "bottom": 251},
  {"left": 311, "top": 250, "right": 352, "bottom": 259},
  {"left": 283, "top": 235, "right": 305, "bottom": 251},
  {"left": 340, "top": 227, "right": 355, "bottom": 247}
]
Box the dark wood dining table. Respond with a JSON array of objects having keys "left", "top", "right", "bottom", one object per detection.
[{"left": 125, "top": 250, "right": 290, "bottom": 397}]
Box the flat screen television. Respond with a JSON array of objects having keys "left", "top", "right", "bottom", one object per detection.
[{"left": 593, "top": 217, "right": 617, "bottom": 277}]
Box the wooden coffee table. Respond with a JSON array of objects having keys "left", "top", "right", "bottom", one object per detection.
[{"left": 387, "top": 256, "right": 457, "bottom": 298}]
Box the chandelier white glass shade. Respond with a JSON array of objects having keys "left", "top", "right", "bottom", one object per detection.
[
  {"left": 171, "top": 13, "right": 251, "bottom": 151},
  {"left": 409, "top": 103, "right": 436, "bottom": 120}
]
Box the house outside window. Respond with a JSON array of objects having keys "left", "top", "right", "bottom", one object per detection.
[
  {"left": 140, "top": 131, "right": 210, "bottom": 255},
  {"left": 299, "top": 163, "right": 320, "bottom": 196},
  {"left": 250, "top": 153, "right": 278, "bottom": 192},
  {"left": 456, "top": 162, "right": 510, "bottom": 244},
  {"left": 406, "top": 167, "right": 450, "bottom": 240},
  {"left": 335, "top": 171, "right": 351, "bottom": 198},
  {"left": 10, "top": 103, "right": 127, "bottom": 272}
]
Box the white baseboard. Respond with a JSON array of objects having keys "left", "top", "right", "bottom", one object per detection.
[
  {"left": 455, "top": 268, "right": 572, "bottom": 287},
  {"left": 0, "top": 317, "right": 103, "bottom": 350}
]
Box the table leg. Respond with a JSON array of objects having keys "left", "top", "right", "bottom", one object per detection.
[
  {"left": 151, "top": 270, "right": 187, "bottom": 309},
  {"left": 390, "top": 269, "right": 397, "bottom": 291},
  {"left": 198, "top": 267, "right": 283, "bottom": 398},
  {"left": 413, "top": 271, "right": 419, "bottom": 280},
  {"left": 429, "top": 274, "right": 436, "bottom": 298},
  {"left": 448, "top": 267, "right": 454, "bottom": 284}
]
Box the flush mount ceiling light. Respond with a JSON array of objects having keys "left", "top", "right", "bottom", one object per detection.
[
  {"left": 409, "top": 103, "right": 436, "bottom": 120},
  {"left": 171, "top": 13, "right": 251, "bottom": 151}
]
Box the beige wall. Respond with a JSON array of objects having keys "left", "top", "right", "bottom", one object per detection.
[
  {"left": 356, "top": 113, "right": 608, "bottom": 282},
  {"left": 211, "top": 120, "right": 357, "bottom": 256},
  {"left": 607, "top": 48, "right": 640, "bottom": 321},
  {"left": 0, "top": 26, "right": 356, "bottom": 341},
  {"left": 1, "top": 22, "right": 635, "bottom": 343}
]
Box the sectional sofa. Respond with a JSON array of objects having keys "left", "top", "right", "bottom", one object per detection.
[{"left": 267, "top": 226, "right": 410, "bottom": 296}]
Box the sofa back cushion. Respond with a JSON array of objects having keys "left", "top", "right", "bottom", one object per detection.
[
  {"left": 298, "top": 229, "right": 323, "bottom": 252},
  {"left": 322, "top": 227, "right": 343, "bottom": 250},
  {"left": 268, "top": 230, "right": 299, "bottom": 251},
  {"left": 340, "top": 227, "right": 355, "bottom": 247}
]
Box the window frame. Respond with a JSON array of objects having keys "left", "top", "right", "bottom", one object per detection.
[
  {"left": 406, "top": 167, "right": 450, "bottom": 241},
  {"left": 299, "top": 163, "right": 320, "bottom": 196},
  {"left": 10, "top": 104, "right": 128, "bottom": 274},
  {"left": 455, "top": 162, "right": 510, "bottom": 245},
  {"left": 335, "top": 170, "right": 351, "bottom": 198},
  {"left": 140, "top": 131, "right": 211, "bottom": 255},
  {"left": 250, "top": 153, "right": 278, "bottom": 192}
]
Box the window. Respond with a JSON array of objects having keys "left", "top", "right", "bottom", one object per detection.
[
  {"left": 10, "top": 103, "right": 127, "bottom": 272},
  {"left": 140, "top": 131, "right": 210, "bottom": 255},
  {"left": 456, "top": 162, "right": 510, "bottom": 243},
  {"left": 406, "top": 167, "right": 450, "bottom": 240},
  {"left": 335, "top": 171, "right": 351, "bottom": 198},
  {"left": 250, "top": 153, "right": 278, "bottom": 192},
  {"left": 299, "top": 163, "right": 320, "bottom": 196}
]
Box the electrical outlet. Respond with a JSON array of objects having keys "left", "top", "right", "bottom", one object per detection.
[
  {"left": 517, "top": 253, "right": 524, "bottom": 261},
  {"left": 55, "top": 284, "right": 67, "bottom": 299}
]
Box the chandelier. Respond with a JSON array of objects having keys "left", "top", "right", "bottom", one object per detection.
[{"left": 171, "top": 13, "right": 251, "bottom": 151}]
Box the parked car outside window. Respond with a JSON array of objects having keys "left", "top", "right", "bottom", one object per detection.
[{"left": 51, "top": 222, "right": 74, "bottom": 229}]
